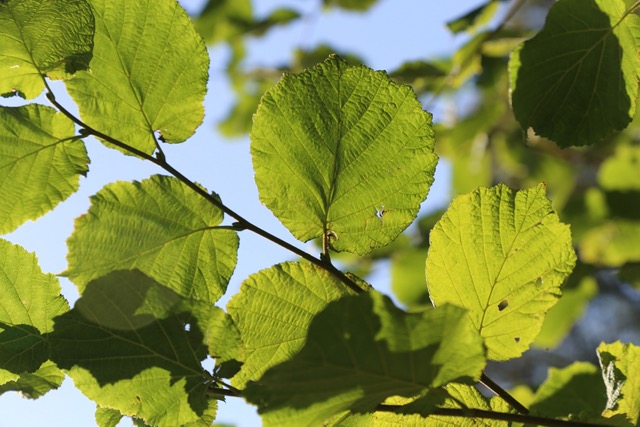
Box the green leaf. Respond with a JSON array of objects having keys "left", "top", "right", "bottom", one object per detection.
[
  {"left": 323, "top": 0, "right": 379, "bottom": 11},
  {"left": 580, "top": 219, "right": 640, "bottom": 266},
  {"left": 205, "top": 307, "right": 243, "bottom": 372},
  {"left": 446, "top": 1, "right": 499, "bottom": 34},
  {"left": 424, "top": 384, "right": 510, "bottom": 427},
  {"left": 0, "top": 239, "right": 69, "bottom": 388},
  {"left": 0, "top": 104, "right": 89, "bottom": 234},
  {"left": 338, "top": 384, "right": 509, "bottom": 426},
  {"left": 426, "top": 183, "right": 576, "bottom": 360},
  {"left": 245, "top": 8, "right": 300, "bottom": 37},
  {"left": 0, "top": 0, "right": 94, "bottom": 98},
  {"left": 245, "top": 293, "right": 485, "bottom": 427},
  {"left": 390, "top": 248, "right": 431, "bottom": 310},
  {"left": 65, "top": 175, "right": 238, "bottom": 303},
  {"left": 193, "top": 0, "right": 252, "bottom": 44},
  {"left": 0, "top": 360, "right": 64, "bottom": 399},
  {"left": 65, "top": 0, "right": 209, "bottom": 154},
  {"left": 509, "top": 0, "right": 640, "bottom": 147},
  {"left": 599, "top": 144, "right": 640, "bottom": 190},
  {"left": 389, "top": 60, "right": 450, "bottom": 95},
  {"left": 50, "top": 270, "right": 217, "bottom": 427},
  {"left": 436, "top": 101, "right": 505, "bottom": 195},
  {"left": 534, "top": 274, "right": 597, "bottom": 349},
  {"left": 530, "top": 362, "right": 606, "bottom": 421},
  {"left": 251, "top": 55, "right": 437, "bottom": 254},
  {"left": 450, "top": 31, "right": 490, "bottom": 88},
  {"left": 96, "top": 406, "right": 123, "bottom": 427},
  {"left": 227, "top": 262, "right": 357, "bottom": 388},
  {"left": 598, "top": 341, "right": 640, "bottom": 425}
]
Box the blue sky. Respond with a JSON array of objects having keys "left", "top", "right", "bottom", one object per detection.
[{"left": 0, "top": 0, "right": 485, "bottom": 425}]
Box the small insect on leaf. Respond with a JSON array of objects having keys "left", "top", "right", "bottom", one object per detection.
[{"left": 498, "top": 300, "right": 508, "bottom": 311}]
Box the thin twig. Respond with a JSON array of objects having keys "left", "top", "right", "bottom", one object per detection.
[
  {"left": 377, "top": 405, "right": 611, "bottom": 427},
  {"left": 480, "top": 372, "right": 529, "bottom": 414},
  {"left": 44, "top": 90, "right": 364, "bottom": 295}
]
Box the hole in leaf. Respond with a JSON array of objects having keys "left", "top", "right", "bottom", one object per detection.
[
  {"left": 514, "top": 337, "right": 520, "bottom": 343},
  {"left": 498, "top": 300, "right": 508, "bottom": 311},
  {"left": 375, "top": 205, "right": 385, "bottom": 220},
  {"left": 184, "top": 323, "right": 191, "bottom": 331}
]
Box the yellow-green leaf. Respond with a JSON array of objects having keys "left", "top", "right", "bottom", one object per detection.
[{"left": 426, "top": 183, "right": 576, "bottom": 360}]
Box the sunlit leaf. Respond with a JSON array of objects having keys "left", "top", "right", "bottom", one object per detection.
[
  {"left": 530, "top": 362, "right": 606, "bottom": 421},
  {"left": 0, "top": 0, "right": 94, "bottom": 98},
  {"left": 510, "top": 0, "right": 640, "bottom": 146},
  {"left": 65, "top": 175, "right": 238, "bottom": 303},
  {"left": 0, "top": 105, "right": 88, "bottom": 234},
  {"left": 0, "top": 360, "right": 64, "bottom": 399},
  {"left": 193, "top": 0, "right": 252, "bottom": 44},
  {"left": 245, "top": 8, "right": 300, "bottom": 37},
  {"left": 66, "top": 0, "right": 208, "bottom": 154},
  {"left": 323, "top": 0, "right": 379, "bottom": 11},
  {"left": 446, "top": 0, "right": 499, "bottom": 34},
  {"left": 205, "top": 307, "right": 243, "bottom": 370},
  {"left": 389, "top": 60, "right": 450, "bottom": 95},
  {"left": 436, "top": 102, "right": 504, "bottom": 195},
  {"left": 337, "top": 384, "right": 509, "bottom": 426},
  {"left": 0, "top": 239, "right": 68, "bottom": 388},
  {"left": 534, "top": 264, "right": 598, "bottom": 349},
  {"left": 599, "top": 144, "right": 640, "bottom": 190},
  {"left": 50, "top": 270, "right": 217, "bottom": 427},
  {"left": 251, "top": 55, "right": 437, "bottom": 254},
  {"left": 426, "top": 183, "right": 576, "bottom": 360},
  {"left": 390, "top": 248, "right": 431, "bottom": 310},
  {"left": 580, "top": 219, "right": 640, "bottom": 266},
  {"left": 246, "top": 293, "right": 485, "bottom": 427},
  {"left": 424, "top": 383, "right": 510, "bottom": 427},
  {"left": 227, "top": 262, "right": 357, "bottom": 388},
  {"left": 96, "top": 406, "right": 123, "bottom": 427},
  {"left": 598, "top": 341, "right": 640, "bottom": 425}
]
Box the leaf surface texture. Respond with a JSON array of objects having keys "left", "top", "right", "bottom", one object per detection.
[{"left": 251, "top": 55, "right": 437, "bottom": 254}]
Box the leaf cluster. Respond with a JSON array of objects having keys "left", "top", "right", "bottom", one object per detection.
[{"left": 1, "top": 0, "right": 640, "bottom": 426}]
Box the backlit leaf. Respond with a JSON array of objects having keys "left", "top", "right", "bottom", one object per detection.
[
  {"left": 599, "top": 144, "right": 640, "bottom": 190},
  {"left": 580, "top": 219, "right": 640, "bottom": 266},
  {"left": 446, "top": 0, "right": 499, "bottom": 35},
  {"left": 535, "top": 278, "right": 597, "bottom": 349},
  {"left": 426, "top": 183, "right": 576, "bottom": 360},
  {"left": 598, "top": 341, "right": 640, "bottom": 425},
  {"left": 0, "top": 0, "right": 94, "bottom": 98},
  {"left": 0, "top": 361, "right": 64, "bottom": 399},
  {"left": 246, "top": 293, "right": 484, "bottom": 427},
  {"left": 227, "top": 262, "right": 356, "bottom": 388},
  {"left": 424, "top": 383, "right": 509, "bottom": 427},
  {"left": 65, "top": 0, "right": 208, "bottom": 154},
  {"left": 96, "top": 407, "right": 123, "bottom": 427},
  {"left": 530, "top": 362, "right": 606, "bottom": 421},
  {"left": 324, "top": 0, "right": 379, "bottom": 11},
  {"left": 251, "top": 55, "right": 437, "bottom": 254},
  {"left": 50, "top": 270, "right": 217, "bottom": 427},
  {"left": 0, "top": 239, "right": 68, "bottom": 388},
  {"left": 0, "top": 104, "right": 88, "bottom": 234},
  {"left": 510, "top": 0, "right": 640, "bottom": 146},
  {"left": 65, "top": 175, "right": 238, "bottom": 303},
  {"left": 193, "top": 0, "right": 252, "bottom": 44}
]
